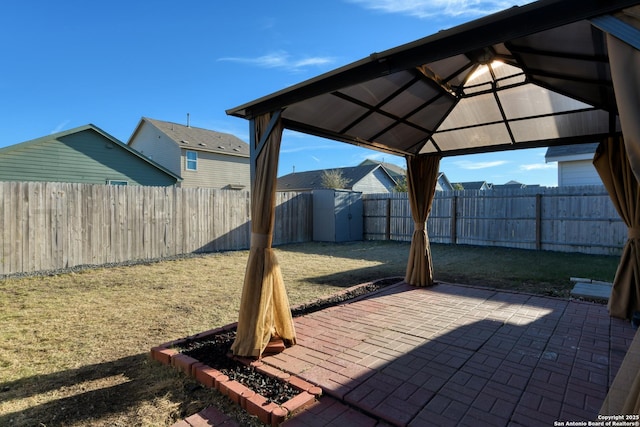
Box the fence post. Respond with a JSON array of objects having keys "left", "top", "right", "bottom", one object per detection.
[
  {"left": 535, "top": 193, "right": 542, "bottom": 250},
  {"left": 450, "top": 195, "right": 457, "bottom": 245}
]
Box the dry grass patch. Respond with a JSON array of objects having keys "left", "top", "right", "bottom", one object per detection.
[
  {"left": 0, "top": 242, "right": 405, "bottom": 426},
  {"left": 0, "top": 241, "right": 619, "bottom": 426}
]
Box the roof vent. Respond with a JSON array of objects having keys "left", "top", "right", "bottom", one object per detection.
[
  {"left": 218, "top": 146, "right": 225, "bottom": 149},
  {"left": 181, "top": 140, "right": 189, "bottom": 144},
  {"left": 199, "top": 143, "right": 206, "bottom": 146}
]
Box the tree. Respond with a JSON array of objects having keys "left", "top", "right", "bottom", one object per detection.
[
  {"left": 321, "top": 169, "right": 351, "bottom": 189},
  {"left": 393, "top": 177, "right": 408, "bottom": 192}
]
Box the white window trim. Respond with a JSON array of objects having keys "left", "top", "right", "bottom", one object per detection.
[
  {"left": 186, "top": 150, "right": 198, "bottom": 171},
  {"left": 107, "top": 179, "right": 128, "bottom": 186}
]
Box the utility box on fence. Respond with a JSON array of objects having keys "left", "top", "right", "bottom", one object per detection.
[{"left": 313, "top": 189, "right": 363, "bottom": 242}]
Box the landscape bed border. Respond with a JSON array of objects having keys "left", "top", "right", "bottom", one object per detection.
[{"left": 150, "top": 277, "right": 404, "bottom": 426}]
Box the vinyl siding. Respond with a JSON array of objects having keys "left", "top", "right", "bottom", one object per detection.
[
  {"left": 558, "top": 160, "right": 601, "bottom": 186},
  {"left": 352, "top": 168, "right": 396, "bottom": 193},
  {"left": 180, "top": 149, "right": 250, "bottom": 189},
  {"left": 0, "top": 129, "right": 177, "bottom": 186},
  {"left": 129, "top": 122, "right": 182, "bottom": 175}
]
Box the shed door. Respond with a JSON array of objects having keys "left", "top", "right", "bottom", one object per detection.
[{"left": 334, "top": 191, "right": 363, "bottom": 242}]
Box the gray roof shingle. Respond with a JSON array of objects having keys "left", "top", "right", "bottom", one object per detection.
[
  {"left": 144, "top": 117, "right": 249, "bottom": 157},
  {"left": 359, "top": 159, "right": 405, "bottom": 180},
  {"left": 545, "top": 143, "right": 599, "bottom": 160}
]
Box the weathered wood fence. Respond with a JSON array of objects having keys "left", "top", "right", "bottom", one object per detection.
[
  {"left": 1, "top": 182, "right": 627, "bottom": 276},
  {"left": 363, "top": 186, "right": 627, "bottom": 256},
  {"left": 0, "top": 182, "right": 311, "bottom": 276}
]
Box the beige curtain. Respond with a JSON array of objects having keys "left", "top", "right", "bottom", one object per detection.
[
  {"left": 599, "top": 14, "right": 640, "bottom": 416},
  {"left": 593, "top": 136, "right": 640, "bottom": 320},
  {"left": 404, "top": 154, "right": 441, "bottom": 286},
  {"left": 607, "top": 21, "right": 640, "bottom": 184},
  {"left": 600, "top": 302, "right": 640, "bottom": 416},
  {"left": 231, "top": 113, "right": 296, "bottom": 357}
]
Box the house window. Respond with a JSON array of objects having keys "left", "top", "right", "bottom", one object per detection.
[
  {"left": 107, "top": 180, "right": 128, "bottom": 186},
  {"left": 186, "top": 150, "right": 197, "bottom": 170}
]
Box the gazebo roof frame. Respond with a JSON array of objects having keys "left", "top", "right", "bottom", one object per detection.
[{"left": 227, "top": 0, "right": 640, "bottom": 159}]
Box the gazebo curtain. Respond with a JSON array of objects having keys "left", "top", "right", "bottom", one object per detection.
[
  {"left": 593, "top": 136, "right": 640, "bottom": 320},
  {"left": 231, "top": 112, "right": 296, "bottom": 358},
  {"left": 607, "top": 28, "right": 640, "bottom": 185},
  {"left": 597, "top": 140, "right": 640, "bottom": 416},
  {"left": 599, "top": 14, "right": 640, "bottom": 416},
  {"left": 605, "top": 21, "right": 640, "bottom": 320},
  {"left": 404, "top": 154, "right": 441, "bottom": 286}
]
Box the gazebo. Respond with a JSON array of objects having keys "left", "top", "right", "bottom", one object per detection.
[{"left": 226, "top": 0, "right": 640, "bottom": 414}]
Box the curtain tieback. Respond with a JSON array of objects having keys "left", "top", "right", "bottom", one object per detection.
[
  {"left": 628, "top": 227, "right": 640, "bottom": 240},
  {"left": 251, "top": 232, "right": 271, "bottom": 248},
  {"left": 414, "top": 222, "right": 425, "bottom": 231}
]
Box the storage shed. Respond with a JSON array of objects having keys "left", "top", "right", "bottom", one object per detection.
[{"left": 312, "top": 189, "right": 363, "bottom": 242}]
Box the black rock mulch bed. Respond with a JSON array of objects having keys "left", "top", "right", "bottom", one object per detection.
[
  {"left": 177, "top": 277, "right": 403, "bottom": 405},
  {"left": 181, "top": 330, "right": 298, "bottom": 405}
]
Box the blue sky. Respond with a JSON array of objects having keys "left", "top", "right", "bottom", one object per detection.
[{"left": 1, "top": 0, "right": 558, "bottom": 186}]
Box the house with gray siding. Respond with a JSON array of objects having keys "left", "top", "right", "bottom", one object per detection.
[
  {"left": 277, "top": 164, "right": 397, "bottom": 193},
  {"left": 0, "top": 124, "right": 180, "bottom": 186},
  {"left": 128, "top": 117, "right": 250, "bottom": 189},
  {"left": 359, "top": 159, "right": 406, "bottom": 182},
  {"left": 452, "top": 181, "right": 493, "bottom": 191},
  {"left": 359, "top": 158, "right": 454, "bottom": 191},
  {"left": 545, "top": 143, "right": 601, "bottom": 187}
]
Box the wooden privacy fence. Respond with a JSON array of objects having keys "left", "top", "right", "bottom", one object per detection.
[
  {"left": 1, "top": 182, "right": 628, "bottom": 276},
  {"left": 0, "top": 182, "right": 311, "bottom": 276},
  {"left": 363, "top": 186, "right": 627, "bottom": 256}
]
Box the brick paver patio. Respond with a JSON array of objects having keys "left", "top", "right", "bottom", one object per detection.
[{"left": 256, "top": 281, "right": 638, "bottom": 427}]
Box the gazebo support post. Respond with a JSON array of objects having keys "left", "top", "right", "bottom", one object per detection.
[{"left": 231, "top": 111, "right": 296, "bottom": 358}]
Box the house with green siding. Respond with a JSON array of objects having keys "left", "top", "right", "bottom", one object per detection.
[
  {"left": 128, "top": 117, "right": 249, "bottom": 189},
  {"left": 0, "top": 124, "right": 181, "bottom": 186}
]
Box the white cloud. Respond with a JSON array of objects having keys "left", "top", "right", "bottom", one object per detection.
[
  {"left": 453, "top": 159, "right": 508, "bottom": 170},
  {"left": 346, "top": 0, "right": 533, "bottom": 19},
  {"left": 520, "top": 163, "right": 555, "bottom": 171},
  {"left": 280, "top": 143, "right": 341, "bottom": 154},
  {"left": 218, "top": 50, "right": 335, "bottom": 72}
]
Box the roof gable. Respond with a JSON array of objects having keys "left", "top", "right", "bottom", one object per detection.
[
  {"left": 453, "top": 181, "right": 492, "bottom": 190},
  {"left": 135, "top": 117, "right": 249, "bottom": 157},
  {"left": 359, "top": 159, "right": 406, "bottom": 180},
  {"left": 278, "top": 164, "right": 387, "bottom": 191},
  {"left": 0, "top": 124, "right": 182, "bottom": 183}
]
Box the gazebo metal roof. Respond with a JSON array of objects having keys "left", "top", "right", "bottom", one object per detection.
[{"left": 227, "top": 0, "right": 640, "bottom": 158}]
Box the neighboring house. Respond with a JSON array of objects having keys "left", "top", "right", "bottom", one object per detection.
[
  {"left": 436, "top": 172, "right": 454, "bottom": 192},
  {"left": 128, "top": 117, "right": 250, "bottom": 189},
  {"left": 359, "top": 159, "right": 406, "bottom": 182},
  {"left": 0, "top": 124, "right": 180, "bottom": 186},
  {"left": 545, "top": 143, "right": 601, "bottom": 187},
  {"left": 359, "top": 158, "right": 454, "bottom": 191},
  {"left": 453, "top": 181, "right": 493, "bottom": 191},
  {"left": 493, "top": 180, "right": 527, "bottom": 190},
  {"left": 277, "top": 164, "right": 397, "bottom": 193}
]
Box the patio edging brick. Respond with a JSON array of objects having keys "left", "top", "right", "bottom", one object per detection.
[{"left": 151, "top": 328, "right": 321, "bottom": 426}]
